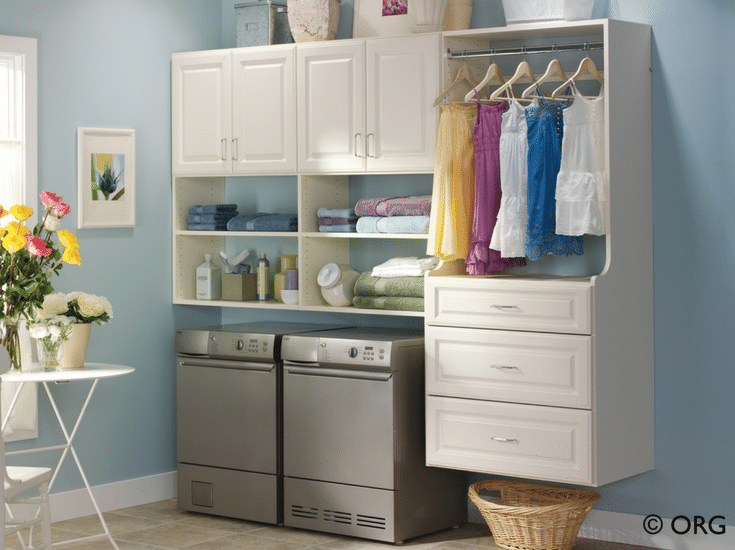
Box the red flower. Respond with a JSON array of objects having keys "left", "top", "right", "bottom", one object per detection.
[
  {"left": 52, "top": 202, "right": 71, "bottom": 218},
  {"left": 25, "top": 234, "right": 53, "bottom": 257},
  {"left": 40, "top": 191, "right": 63, "bottom": 208}
]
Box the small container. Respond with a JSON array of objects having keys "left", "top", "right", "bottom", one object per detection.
[
  {"left": 317, "top": 263, "right": 360, "bottom": 307},
  {"left": 257, "top": 253, "right": 270, "bottom": 301},
  {"left": 274, "top": 254, "right": 297, "bottom": 302},
  {"left": 281, "top": 289, "right": 299, "bottom": 305},
  {"left": 196, "top": 254, "right": 221, "bottom": 300},
  {"left": 500, "top": 0, "right": 593, "bottom": 25},
  {"left": 222, "top": 273, "right": 258, "bottom": 301},
  {"left": 284, "top": 269, "right": 298, "bottom": 290},
  {"left": 236, "top": 1, "right": 294, "bottom": 47}
]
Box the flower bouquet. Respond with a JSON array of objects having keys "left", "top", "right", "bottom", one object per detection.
[
  {"left": 26, "top": 314, "right": 74, "bottom": 370},
  {"left": 1, "top": 192, "right": 81, "bottom": 370}
]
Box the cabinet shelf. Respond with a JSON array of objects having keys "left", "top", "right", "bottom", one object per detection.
[
  {"left": 174, "top": 298, "right": 424, "bottom": 317},
  {"left": 302, "top": 232, "right": 428, "bottom": 240},
  {"left": 175, "top": 230, "right": 298, "bottom": 238}
]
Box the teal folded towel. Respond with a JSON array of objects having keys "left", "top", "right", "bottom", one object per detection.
[
  {"left": 317, "top": 207, "right": 356, "bottom": 219},
  {"left": 353, "top": 272, "right": 424, "bottom": 298},
  {"left": 188, "top": 223, "right": 229, "bottom": 231},
  {"left": 318, "top": 224, "right": 357, "bottom": 232},
  {"left": 377, "top": 215, "right": 429, "bottom": 234},
  {"left": 356, "top": 217, "right": 380, "bottom": 233},
  {"left": 190, "top": 204, "right": 238, "bottom": 214},
  {"left": 187, "top": 213, "right": 237, "bottom": 224},
  {"left": 352, "top": 296, "right": 424, "bottom": 312},
  {"left": 227, "top": 213, "right": 297, "bottom": 231}
]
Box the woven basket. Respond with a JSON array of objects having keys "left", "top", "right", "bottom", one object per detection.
[{"left": 468, "top": 480, "right": 600, "bottom": 550}]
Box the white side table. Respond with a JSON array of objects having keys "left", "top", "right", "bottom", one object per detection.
[{"left": 2, "top": 363, "right": 135, "bottom": 549}]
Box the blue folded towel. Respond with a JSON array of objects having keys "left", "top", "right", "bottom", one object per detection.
[
  {"left": 226, "top": 213, "right": 270, "bottom": 231},
  {"left": 377, "top": 215, "right": 430, "bottom": 234},
  {"left": 188, "top": 223, "right": 229, "bottom": 231},
  {"left": 190, "top": 204, "right": 238, "bottom": 214},
  {"left": 318, "top": 224, "right": 357, "bottom": 233},
  {"left": 187, "top": 213, "right": 238, "bottom": 224},
  {"left": 356, "top": 217, "right": 380, "bottom": 233},
  {"left": 317, "top": 207, "right": 356, "bottom": 219},
  {"left": 227, "top": 213, "right": 297, "bottom": 232}
]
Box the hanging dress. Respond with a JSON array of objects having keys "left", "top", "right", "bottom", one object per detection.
[
  {"left": 555, "top": 84, "right": 607, "bottom": 235},
  {"left": 525, "top": 99, "right": 583, "bottom": 260},
  {"left": 490, "top": 98, "right": 535, "bottom": 259},
  {"left": 427, "top": 102, "right": 476, "bottom": 260},
  {"left": 467, "top": 97, "right": 526, "bottom": 275}
]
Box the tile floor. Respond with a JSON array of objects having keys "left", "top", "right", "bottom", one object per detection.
[{"left": 5, "top": 499, "right": 656, "bottom": 550}]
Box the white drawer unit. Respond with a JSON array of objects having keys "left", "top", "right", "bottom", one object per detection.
[{"left": 426, "top": 396, "right": 592, "bottom": 484}]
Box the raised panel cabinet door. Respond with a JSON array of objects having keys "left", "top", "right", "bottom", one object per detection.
[
  {"left": 297, "top": 41, "right": 365, "bottom": 172},
  {"left": 232, "top": 45, "right": 297, "bottom": 174},
  {"left": 172, "top": 52, "right": 232, "bottom": 174},
  {"left": 366, "top": 35, "right": 439, "bottom": 172}
]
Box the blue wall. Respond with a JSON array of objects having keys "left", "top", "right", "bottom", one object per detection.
[{"left": 3, "top": 0, "right": 734, "bottom": 528}]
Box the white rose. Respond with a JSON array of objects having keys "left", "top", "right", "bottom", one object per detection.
[
  {"left": 48, "top": 326, "right": 62, "bottom": 341},
  {"left": 44, "top": 214, "right": 61, "bottom": 232},
  {"left": 28, "top": 324, "right": 50, "bottom": 340}
]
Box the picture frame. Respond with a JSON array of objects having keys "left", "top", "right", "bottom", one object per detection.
[
  {"left": 353, "top": 0, "right": 418, "bottom": 38},
  {"left": 77, "top": 127, "right": 136, "bottom": 228}
]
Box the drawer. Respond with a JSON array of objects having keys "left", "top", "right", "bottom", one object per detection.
[
  {"left": 425, "top": 277, "right": 592, "bottom": 334},
  {"left": 426, "top": 326, "right": 592, "bottom": 408},
  {"left": 426, "top": 396, "right": 593, "bottom": 484}
]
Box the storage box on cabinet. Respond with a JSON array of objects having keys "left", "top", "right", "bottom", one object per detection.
[
  {"left": 296, "top": 34, "right": 440, "bottom": 173},
  {"left": 426, "top": 396, "right": 593, "bottom": 484},
  {"left": 425, "top": 277, "right": 593, "bottom": 334}
]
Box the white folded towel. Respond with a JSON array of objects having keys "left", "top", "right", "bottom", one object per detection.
[{"left": 371, "top": 257, "right": 440, "bottom": 278}]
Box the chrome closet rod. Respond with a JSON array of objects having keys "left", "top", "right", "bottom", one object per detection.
[{"left": 448, "top": 41, "right": 604, "bottom": 59}]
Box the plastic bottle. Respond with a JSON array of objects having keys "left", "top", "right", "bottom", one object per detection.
[
  {"left": 257, "top": 253, "right": 270, "bottom": 301},
  {"left": 274, "top": 254, "right": 297, "bottom": 302},
  {"left": 196, "top": 254, "right": 221, "bottom": 300}
]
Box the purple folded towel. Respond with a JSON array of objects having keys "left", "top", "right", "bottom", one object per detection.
[
  {"left": 318, "top": 217, "right": 358, "bottom": 225},
  {"left": 354, "top": 197, "right": 388, "bottom": 216},
  {"left": 376, "top": 195, "right": 432, "bottom": 217}
]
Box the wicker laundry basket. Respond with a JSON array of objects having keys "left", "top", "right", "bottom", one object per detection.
[{"left": 468, "top": 480, "right": 600, "bottom": 550}]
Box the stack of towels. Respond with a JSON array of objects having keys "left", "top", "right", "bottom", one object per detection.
[
  {"left": 188, "top": 204, "right": 238, "bottom": 230},
  {"left": 317, "top": 207, "right": 358, "bottom": 232},
  {"left": 355, "top": 195, "right": 431, "bottom": 234},
  {"left": 226, "top": 212, "right": 298, "bottom": 231},
  {"left": 352, "top": 257, "right": 440, "bottom": 312}
]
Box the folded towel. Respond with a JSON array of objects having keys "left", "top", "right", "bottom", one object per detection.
[
  {"left": 318, "top": 224, "right": 357, "bottom": 232},
  {"left": 375, "top": 195, "right": 432, "bottom": 217},
  {"left": 317, "top": 207, "right": 356, "bottom": 219},
  {"left": 188, "top": 223, "right": 229, "bottom": 231},
  {"left": 371, "top": 257, "right": 440, "bottom": 278},
  {"left": 190, "top": 204, "right": 238, "bottom": 214},
  {"left": 353, "top": 272, "right": 424, "bottom": 298},
  {"left": 227, "top": 213, "right": 297, "bottom": 232},
  {"left": 354, "top": 197, "right": 387, "bottom": 217},
  {"left": 356, "top": 217, "right": 380, "bottom": 233},
  {"left": 352, "top": 295, "right": 424, "bottom": 312},
  {"left": 187, "top": 213, "right": 238, "bottom": 224},
  {"left": 318, "top": 217, "right": 358, "bottom": 226},
  {"left": 376, "top": 215, "right": 429, "bottom": 234}
]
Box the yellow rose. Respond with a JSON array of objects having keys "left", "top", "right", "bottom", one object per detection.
[
  {"left": 57, "top": 229, "right": 79, "bottom": 248},
  {"left": 10, "top": 204, "right": 33, "bottom": 221},
  {"left": 62, "top": 246, "right": 82, "bottom": 266},
  {"left": 2, "top": 233, "right": 25, "bottom": 253},
  {"left": 6, "top": 221, "right": 31, "bottom": 237},
  {"left": 0, "top": 205, "right": 9, "bottom": 218}
]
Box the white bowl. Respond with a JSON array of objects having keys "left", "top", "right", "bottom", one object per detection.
[{"left": 281, "top": 290, "right": 299, "bottom": 305}]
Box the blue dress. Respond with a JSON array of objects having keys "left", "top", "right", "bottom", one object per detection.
[{"left": 525, "top": 101, "right": 583, "bottom": 260}]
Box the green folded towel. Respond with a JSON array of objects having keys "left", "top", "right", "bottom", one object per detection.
[
  {"left": 353, "top": 272, "right": 424, "bottom": 298},
  {"left": 352, "top": 296, "right": 424, "bottom": 312}
]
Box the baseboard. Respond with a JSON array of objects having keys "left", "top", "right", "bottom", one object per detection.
[
  {"left": 49, "top": 471, "right": 177, "bottom": 523},
  {"left": 470, "top": 505, "right": 734, "bottom": 550}
]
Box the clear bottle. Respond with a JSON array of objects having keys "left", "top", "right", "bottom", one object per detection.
[
  {"left": 196, "top": 254, "right": 221, "bottom": 300},
  {"left": 257, "top": 253, "right": 270, "bottom": 301}
]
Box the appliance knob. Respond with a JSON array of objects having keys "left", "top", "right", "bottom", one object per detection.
[
  {"left": 349, "top": 347, "right": 358, "bottom": 358},
  {"left": 236, "top": 340, "right": 244, "bottom": 351}
]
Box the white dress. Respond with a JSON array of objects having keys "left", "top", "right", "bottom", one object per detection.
[
  {"left": 490, "top": 99, "right": 533, "bottom": 258},
  {"left": 555, "top": 85, "right": 607, "bottom": 236}
]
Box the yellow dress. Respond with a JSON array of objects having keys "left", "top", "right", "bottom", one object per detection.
[{"left": 427, "top": 103, "right": 476, "bottom": 260}]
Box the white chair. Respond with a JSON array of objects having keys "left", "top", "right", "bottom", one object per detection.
[{"left": 0, "top": 346, "right": 52, "bottom": 550}]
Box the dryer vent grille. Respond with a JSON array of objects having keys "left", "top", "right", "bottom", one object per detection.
[{"left": 289, "top": 505, "right": 387, "bottom": 531}]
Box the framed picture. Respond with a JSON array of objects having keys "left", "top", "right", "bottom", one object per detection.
[
  {"left": 353, "top": 0, "right": 418, "bottom": 38},
  {"left": 77, "top": 127, "right": 136, "bottom": 228}
]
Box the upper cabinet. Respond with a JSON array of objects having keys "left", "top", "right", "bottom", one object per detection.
[
  {"left": 172, "top": 44, "right": 297, "bottom": 175},
  {"left": 297, "top": 34, "right": 440, "bottom": 173}
]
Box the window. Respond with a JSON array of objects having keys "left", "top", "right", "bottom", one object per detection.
[{"left": 0, "top": 35, "right": 37, "bottom": 222}]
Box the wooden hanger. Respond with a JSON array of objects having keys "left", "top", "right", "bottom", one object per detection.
[
  {"left": 522, "top": 58, "right": 566, "bottom": 99},
  {"left": 463, "top": 62, "right": 505, "bottom": 102},
  {"left": 490, "top": 60, "right": 549, "bottom": 102},
  {"left": 551, "top": 56, "right": 604, "bottom": 99},
  {"left": 434, "top": 64, "right": 486, "bottom": 106}
]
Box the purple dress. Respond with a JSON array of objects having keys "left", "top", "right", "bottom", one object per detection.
[{"left": 467, "top": 99, "right": 526, "bottom": 275}]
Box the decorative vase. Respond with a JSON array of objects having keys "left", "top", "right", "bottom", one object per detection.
[
  {"left": 61, "top": 323, "right": 91, "bottom": 370},
  {"left": 443, "top": 0, "right": 473, "bottom": 31},
  {"left": 37, "top": 339, "right": 64, "bottom": 371},
  {"left": 287, "top": 0, "right": 341, "bottom": 42},
  {"left": 1, "top": 318, "right": 22, "bottom": 371},
  {"left": 412, "top": 0, "right": 450, "bottom": 33}
]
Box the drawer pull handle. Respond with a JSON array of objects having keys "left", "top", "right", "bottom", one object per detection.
[
  {"left": 492, "top": 305, "right": 519, "bottom": 310},
  {"left": 491, "top": 437, "right": 519, "bottom": 443},
  {"left": 491, "top": 365, "right": 518, "bottom": 371}
]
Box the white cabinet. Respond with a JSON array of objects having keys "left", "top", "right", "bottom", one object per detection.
[
  {"left": 425, "top": 19, "right": 653, "bottom": 486},
  {"left": 297, "top": 34, "right": 440, "bottom": 173},
  {"left": 172, "top": 45, "right": 297, "bottom": 175}
]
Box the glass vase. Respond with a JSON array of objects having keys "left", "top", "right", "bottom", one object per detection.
[{"left": 37, "top": 339, "right": 64, "bottom": 371}]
